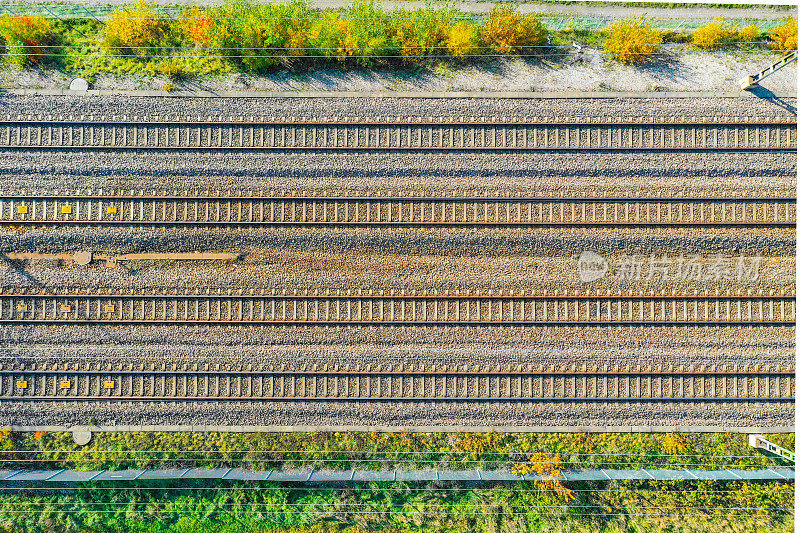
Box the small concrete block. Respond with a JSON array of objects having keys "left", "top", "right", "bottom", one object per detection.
[
  {"left": 688, "top": 469, "right": 737, "bottom": 480},
  {"left": 643, "top": 469, "right": 692, "bottom": 481},
  {"left": 268, "top": 470, "right": 313, "bottom": 482},
  {"left": 138, "top": 469, "right": 190, "bottom": 480},
  {"left": 351, "top": 470, "right": 394, "bottom": 482},
  {"left": 69, "top": 78, "right": 89, "bottom": 91},
  {"left": 438, "top": 470, "right": 481, "bottom": 482},
  {"left": 96, "top": 470, "right": 142, "bottom": 481},
  {"left": 73, "top": 251, "right": 93, "bottom": 266},
  {"left": 309, "top": 470, "right": 353, "bottom": 482},
  {"left": 225, "top": 469, "right": 272, "bottom": 481},
  {"left": 477, "top": 470, "right": 519, "bottom": 482},
  {"left": 72, "top": 430, "right": 91, "bottom": 446},
  {"left": 736, "top": 468, "right": 794, "bottom": 480},
  {"left": 10, "top": 470, "right": 57, "bottom": 481},
  {"left": 590, "top": 469, "right": 648, "bottom": 481},
  {"left": 396, "top": 470, "right": 438, "bottom": 482},
  {"left": 48, "top": 470, "right": 99, "bottom": 482}
]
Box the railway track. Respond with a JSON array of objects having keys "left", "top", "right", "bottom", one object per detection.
[
  {"left": 0, "top": 292, "right": 793, "bottom": 325},
  {"left": 1, "top": 117, "right": 795, "bottom": 151},
  {"left": 0, "top": 193, "right": 794, "bottom": 227},
  {"left": 0, "top": 364, "right": 791, "bottom": 401}
]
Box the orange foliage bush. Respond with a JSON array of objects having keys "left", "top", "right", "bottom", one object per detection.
[
  {"left": 447, "top": 21, "right": 479, "bottom": 58},
  {"left": 178, "top": 8, "right": 213, "bottom": 46},
  {"left": 103, "top": 3, "right": 172, "bottom": 56},
  {"left": 0, "top": 14, "right": 53, "bottom": 65},
  {"left": 480, "top": 4, "right": 547, "bottom": 55}
]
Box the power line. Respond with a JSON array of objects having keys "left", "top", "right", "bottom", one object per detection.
[
  {"left": 0, "top": 510, "right": 789, "bottom": 517},
  {"left": 0, "top": 462, "right": 780, "bottom": 469},
  {"left": 3, "top": 486, "right": 785, "bottom": 493},
  {"left": 2, "top": 50, "right": 788, "bottom": 59},
  {"left": 0, "top": 450, "right": 774, "bottom": 458},
  {"left": 7, "top": 42, "right": 791, "bottom": 50},
  {"left": 0, "top": 502, "right": 791, "bottom": 512}
]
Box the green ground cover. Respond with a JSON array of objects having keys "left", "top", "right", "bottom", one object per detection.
[
  {"left": 0, "top": 479, "right": 793, "bottom": 533},
  {"left": 0, "top": 431, "right": 792, "bottom": 532},
  {"left": 0, "top": 430, "right": 793, "bottom": 470}
]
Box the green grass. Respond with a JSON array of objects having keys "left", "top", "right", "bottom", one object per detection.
[
  {"left": 0, "top": 431, "right": 792, "bottom": 532},
  {"left": 0, "top": 479, "right": 792, "bottom": 533}
]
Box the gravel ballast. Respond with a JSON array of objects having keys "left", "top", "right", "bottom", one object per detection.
[
  {"left": 2, "top": 94, "right": 795, "bottom": 121},
  {"left": 1, "top": 94, "right": 794, "bottom": 428},
  {"left": 1, "top": 152, "right": 794, "bottom": 197}
]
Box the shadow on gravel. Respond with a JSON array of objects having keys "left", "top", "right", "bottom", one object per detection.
[
  {"left": 748, "top": 86, "right": 796, "bottom": 115},
  {"left": 0, "top": 253, "right": 46, "bottom": 288},
  {"left": 639, "top": 53, "right": 687, "bottom": 86}
]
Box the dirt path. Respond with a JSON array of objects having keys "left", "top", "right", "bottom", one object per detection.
[{"left": 16, "top": 0, "right": 796, "bottom": 22}]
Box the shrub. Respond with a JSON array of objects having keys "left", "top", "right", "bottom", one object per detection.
[
  {"left": 447, "top": 20, "right": 479, "bottom": 59},
  {"left": 736, "top": 24, "right": 762, "bottom": 47},
  {"left": 210, "top": 0, "right": 312, "bottom": 71},
  {"left": 603, "top": 18, "right": 661, "bottom": 65},
  {"left": 692, "top": 17, "right": 735, "bottom": 50},
  {"left": 391, "top": 7, "right": 454, "bottom": 61},
  {"left": 770, "top": 17, "right": 797, "bottom": 52},
  {"left": 0, "top": 15, "right": 53, "bottom": 65},
  {"left": 342, "top": 0, "right": 393, "bottom": 65},
  {"left": 157, "top": 59, "right": 187, "bottom": 80},
  {"left": 480, "top": 4, "right": 546, "bottom": 55},
  {"left": 103, "top": 3, "right": 173, "bottom": 57},
  {"left": 177, "top": 7, "right": 213, "bottom": 47},
  {"left": 307, "top": 12, "right": 357, "bottom": 61}
]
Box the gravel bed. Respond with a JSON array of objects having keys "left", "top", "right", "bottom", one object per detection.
[
  {"left": 2, "top": 329, "right": 792, "bottom": 366},
  {"left": 0, "top": 227, "right": 793, "bottom": 257},
  {"left": 1, "top": 400, "right": 790, "bottom": 428},
  {"left": 1, "top": 95, "right": 796, "bottom": 122},
  {"left": 0, "top": 326, "right": 792, "bottom": 363},
  {"left": 0, "top": 239, "right": 793, "bottom": 294},
  {"left": 1, "top": 95, "right": 794, "bottom": 428},
  {"left": 1, "top": 152, "right": 793, "bottom": 197}
]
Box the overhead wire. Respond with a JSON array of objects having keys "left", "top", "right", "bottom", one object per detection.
[
  {"left": 1, "top": 486, "right": 786, "bottom": 493},
  {"left": 0, "top": 450, "right": 776, "bottom": 458}
]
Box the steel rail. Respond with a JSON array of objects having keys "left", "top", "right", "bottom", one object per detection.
[
  {"left": 0, "top": 293, "right": 793, "bottom": 326},
  {"left": 0, "top": 118, "right": 794, "bottom": 151},
  {"left": 0, "top": 366, "right": 792, "bottom": 402},
  {"left": 0, "top": 195, "right": 794, "bottom": 227}
]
